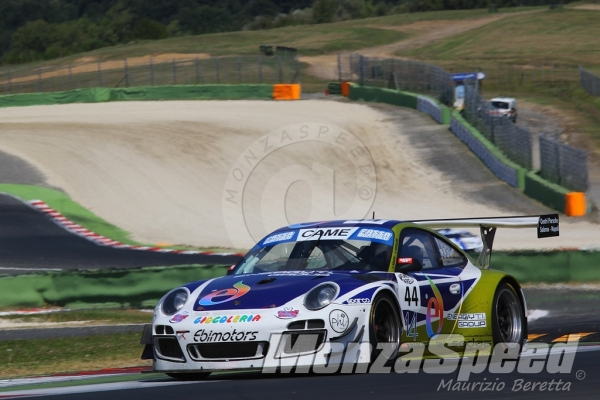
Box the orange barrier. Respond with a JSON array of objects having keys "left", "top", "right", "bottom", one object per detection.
[
  {"left": 341, "top": 81, "right": 351, "bottom": 97},
  {"left": 273, "top": 84, "right": 301, "bottom": 100},
  {"left": 565, "top": 192, "right": 586, "bottom": 216}
]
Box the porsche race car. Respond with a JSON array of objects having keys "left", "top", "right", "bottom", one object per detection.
[{"left": 141, "top": 215, "right": 559, "bottom": 379}]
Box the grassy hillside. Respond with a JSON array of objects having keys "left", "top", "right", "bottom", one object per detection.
[
  {"left": 398, "top": 9, "right": 600, "bottom": 67},
  {"left": 0, "top": 7, "right": 536, "bottom": 68},
  {"left": 397, "top": 8, "right": 600, "bottom": 148},
  {"left": 0, "top": 5, "right": 598, "bottom": 150}
]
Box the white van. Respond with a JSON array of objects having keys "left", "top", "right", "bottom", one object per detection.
[{"left": 489, "top": 97, "right": 517, "bottom": 123}]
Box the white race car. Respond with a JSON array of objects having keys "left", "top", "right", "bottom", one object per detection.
[
  {"left": 141, "top": 216, "right": 558, "bottom": 379},
  {"left": 437, "top": 229, "right": 484, "bottom": 253}
]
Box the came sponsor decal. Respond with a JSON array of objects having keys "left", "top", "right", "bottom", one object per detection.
[
  {"left": 297, "top": 227, "right": 358, "bottom": 241},
  {"left": 194, "top": 314, "right": 261, "bottom": 324},
  {"left": 194, "top": 329, "right": 258, "bottom": 342}
]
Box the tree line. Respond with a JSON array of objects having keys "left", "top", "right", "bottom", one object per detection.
[{"left": 0, "top": 0, "right": 571, "bottom": 65}]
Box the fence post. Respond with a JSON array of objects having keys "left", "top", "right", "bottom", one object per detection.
[
  {"left": 68, "top": 64, "right": 73, "bottom": 90},
  {"left": 258, "top": 56, "right": 263, "bottom": 84},
  {"left": 295, "top": 58, "right": 301, "bottom": 84},
  {"left": 172, "top": 59, "right": 177, "bottom": 85},
  {"left": 97, "top": 61, "right": 103, "bottom": 87},
  {"left": 195, "top": 58, "right": 199, "bottom": 85},
  {"left": 37, "top": 68, "right": 42, "bottom": 92},
  {"left": 7, "top": 69, "right": 12, "bottom": 94},
  {"left": 237, "top": 56, "right": 242, "bottom": 84},
  {"left": 359, "top": 56, "right": 364, "bottom": 86},
  {"left": 277, "top": 56, "right": 282, "bottom": 83},
  {"left": 337, "top": 53, "right": 342, "bottom": 82},
  {"left": 349, "top": 53, "right": 354, "bottom": 81},
  {"left": 150, "top": 57, "right": 154, "bottom": 86},
  {"left": 216, "top": 57, "right": 220, "bottom": 84},
  {"left": 124, "top": 59, "right": 129, "bottom": 87}
]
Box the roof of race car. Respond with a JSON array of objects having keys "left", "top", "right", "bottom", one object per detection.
[{"left": 286, "top": 219, "right": 400, "bottom": 229}]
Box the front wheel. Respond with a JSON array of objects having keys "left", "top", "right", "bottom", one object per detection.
[
  {"left": 368, "top": 294, "right": 401, "bottom": 364},
  {"left": 492, "top": 282, "right": 526, "bottom": 349},
  {"left": 166, "top": 372, "right": 211, "bottom": 380}
]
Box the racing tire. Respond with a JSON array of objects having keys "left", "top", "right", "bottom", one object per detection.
[
  {"left": 368, "top": 294, "right": 401, "bottom": 365},
  {"left": 492, "top": 282, "right": 527, "bottom": 350},
  {"left": 166, "top": 372, "right": 211, "bottom": 380}
]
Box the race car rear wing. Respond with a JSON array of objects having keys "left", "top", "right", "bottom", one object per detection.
[{"left": 408, "top": 214, "right": 559, "bottom": 268}]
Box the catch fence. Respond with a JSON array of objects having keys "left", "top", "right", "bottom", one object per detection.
[
  {"left": 0, "top": 56, "right": 300, "bottom": 94},
  {"left": 579, "top": 67, "right": 600, "bottom": 97},
  {"left": 336, "top": 53, "right": 589, "bottom": 193}
]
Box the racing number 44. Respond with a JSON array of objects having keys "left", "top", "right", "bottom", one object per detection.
[{"left": 405, "top": 287, "right": 419, "bottom": 307}]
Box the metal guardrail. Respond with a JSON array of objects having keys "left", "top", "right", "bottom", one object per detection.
[
  {"left": 337, "top": 53, "right": 589, "bottom": 192},
  {"left": 0, "top": 56, "right": 300, "bottom": 94}
]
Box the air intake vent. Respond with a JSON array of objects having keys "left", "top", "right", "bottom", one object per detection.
[
  {"left": 188, "top": 342, "right": 269, "bottom": 361},
  {"left": 155, "top": 337, "right": 185, "bottom": 362}
]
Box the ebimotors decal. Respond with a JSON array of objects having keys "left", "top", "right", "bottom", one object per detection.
[
  {"left": 198, "top": 281, "right": 250, "bottom": 306},
  {"left": 297, "top": 227, "right": 358, "bottom": 241}
]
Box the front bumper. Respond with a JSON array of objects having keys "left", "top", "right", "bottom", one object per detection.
[{"left": 143, "top": 306, "right": 370, "bottom": 372}]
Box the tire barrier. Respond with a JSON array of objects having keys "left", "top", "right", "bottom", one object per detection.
[
  {"left": 450, "top": 114, "right": 524, "bottom": 188},
  {"left": 565, "top": 192, "right": 587, "bottom": 217},
  {"left": 272, "top": 84, "right": 301, "bottom": 100}
]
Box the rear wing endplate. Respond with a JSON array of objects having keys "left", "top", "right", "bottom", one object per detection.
[{"left": 408, "top": 214, "right": 559, "bottom": 268}]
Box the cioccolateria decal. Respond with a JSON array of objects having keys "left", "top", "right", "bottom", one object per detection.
[
  {"left": 199, "top": 281, "right": 250, "bottom": 306},
  {"left": 194, "top": 314, "right": 261, "bottom": 324}
]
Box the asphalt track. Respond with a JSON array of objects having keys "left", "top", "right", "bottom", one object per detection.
[
  {"left": 0, "top": 194, "right": 242, "bottom": 274},
  {"left": 2, "top": 345, "right": 599, "bottom": 399}
]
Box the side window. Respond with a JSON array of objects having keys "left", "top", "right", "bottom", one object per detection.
[
  {"left": 434, "top": 237, "right": 467, "bottom": 268},
  {"left": 399, "top": 229, "right": 440, "bottom": 270}
]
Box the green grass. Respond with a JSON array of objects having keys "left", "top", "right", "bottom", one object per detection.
[
  {"left": 398, "top": 9, "right": 600, "bottom": 66},
  {"left": 0, "top": 333, "right": 150, "bottom": 379},
  {"left": 0, "top": 6, "right": 540, "bottom": 73},
  {"left": 0, "top": 183, "right": 138, "bottom": 245},
  {"left": 0, "top": 309, "right": 152, "bottom": 324},
  {"left": 396, "top": 8, "right": 600, "bottom": 148}
]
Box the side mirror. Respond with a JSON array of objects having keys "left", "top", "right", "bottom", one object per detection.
[
  {"left": 396, "top": 257, "right": 423, "bottom": 272},
  {"left": 226, "top": 264, "right": 236, "bottom": 276}
]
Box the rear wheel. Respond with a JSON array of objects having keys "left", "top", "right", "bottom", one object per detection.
[
  {"left": 492, "top": 282, "right": 526, "bottom": 349},
  {"left": 166, "top": 372, "right": 211, "bottom": 380},
  {"left": 369, "top": 294, "right": 401, "bottom": 364}
]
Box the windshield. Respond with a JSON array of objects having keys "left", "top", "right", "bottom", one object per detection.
[
  {"left": 490, "top": 101, "right": 510, "bottom": 109},
  {"left": 231, "top": 228, "right": 394, "bottom": 275}
]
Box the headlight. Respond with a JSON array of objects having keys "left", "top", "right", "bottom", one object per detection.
[
  {"left": 161, "top": 288, "right": 189, "bottom": 316},
  {"left": 304, "top": 283, "right": 339, "bottom": 310}
]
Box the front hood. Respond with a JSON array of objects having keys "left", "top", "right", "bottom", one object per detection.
[{"left": 192, "top": 271, "right": 390, "bottom": 311}]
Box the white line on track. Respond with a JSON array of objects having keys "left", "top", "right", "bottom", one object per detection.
[{"left": 0, "top": 378, "right": 213, "bottom": 398}]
